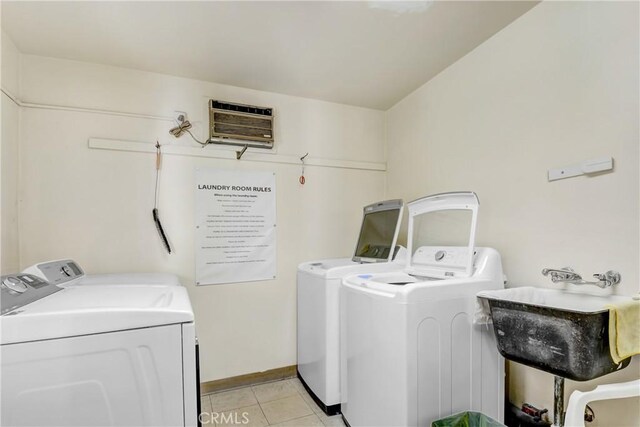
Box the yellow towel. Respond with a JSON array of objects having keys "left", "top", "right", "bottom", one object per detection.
[{"left": 606, "top": 299, "right": 640, "bottom": 364}]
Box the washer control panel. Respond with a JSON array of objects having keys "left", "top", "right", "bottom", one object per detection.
[
  {"left": 411, "top": 246, "right": 474, "bottom": 274},
  {"left": 1, "top": 274, "right": 61, "bottom": 315}
]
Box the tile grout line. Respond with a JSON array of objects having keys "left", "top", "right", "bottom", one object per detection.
[
  {"left": 202, "top": 393, "right": 213, "bottom": 427},
  {"left": 248, "top": 386, "right": 271, "bottom": 426},
  {"left": 260, "top": 389, "right": 312, "bottom": 426},
  {"left": 202, "top": 378, "right": 334, "bottom": 426},
  {"left": 270, "top": 410, "right": 322, "bottom": 427}
]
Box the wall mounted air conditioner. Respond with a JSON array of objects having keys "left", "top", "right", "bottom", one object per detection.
[{"left": 208, "top": 100, "right": 274, "bottom": 149}]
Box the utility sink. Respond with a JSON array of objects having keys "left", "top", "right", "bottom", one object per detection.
[{"left": 477, "top": 287, "right": 632, "bottom": 381}]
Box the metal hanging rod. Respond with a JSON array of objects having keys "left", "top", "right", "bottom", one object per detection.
[
  {"left": 1, "top": 87, "right": 173, "bottom": 122},
  {"left": 89, "top": 138, "right": 386, "bottom": 172}
]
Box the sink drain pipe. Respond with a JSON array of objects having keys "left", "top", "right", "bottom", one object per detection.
[{"left": 554, "top": 376, "right": 565, "bottom": 427}]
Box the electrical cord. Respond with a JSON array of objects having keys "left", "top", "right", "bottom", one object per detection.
[
  {"left": 185, "top": 128, "right": 208, "bottom": 146},
  {"left": 169, "top": 115, "right": 209, "bottom": 146}
]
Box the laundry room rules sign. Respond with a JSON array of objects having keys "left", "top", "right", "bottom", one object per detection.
[{"left": 195, "top": 168, "right": 276, "bottom": 285}]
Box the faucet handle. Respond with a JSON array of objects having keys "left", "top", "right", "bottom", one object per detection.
[
  {"left": 542, "top": 267, "right": 580, "bottom": 282},
  {"left": 542, "top": 267, "right": 572, "bottom": 275},
  {"left": 593, "top": 271, "right": 621, "bottom": 287}
]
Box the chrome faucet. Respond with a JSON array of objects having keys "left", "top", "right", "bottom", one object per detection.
[
  {"left": 542, "top": 267, "right": 582, "bottom": 282},
  {"left": 542, "top": 267, "right": 621, "bottom": 289}
]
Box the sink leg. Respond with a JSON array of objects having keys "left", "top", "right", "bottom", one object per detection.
[{"left": 554, "top": 376, "right": 565, "bottom": 427}]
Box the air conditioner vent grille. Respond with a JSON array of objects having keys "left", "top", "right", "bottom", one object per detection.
[
  {"left": 209, "top": 100, "right": 274, "bottom": 148},
  {"left": 211, "top": 100, "right": 272, "bottom": 117},
  {"left": 214, "top": 123, "right": 272, "bottom": 140},
  {"left": 213, "top": 112, "right": 272, "bottom": 130}
]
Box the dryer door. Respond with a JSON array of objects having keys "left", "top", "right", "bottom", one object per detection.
[{"left": 1, "top": 324, "right": 185, "bottom": 427}]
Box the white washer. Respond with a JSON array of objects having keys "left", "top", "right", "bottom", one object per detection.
[
  {"left": 297, "top": 199, "right": 405, "bottom": 414},
  {"left": 340, "top": 192, "right": 505, "bottom": 427},
  {"left": 1, "top": 260, "right": 199, "bottom": 427}
]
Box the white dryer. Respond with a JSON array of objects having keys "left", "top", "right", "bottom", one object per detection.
[
  {"left": 0, "top": 260, "right": 199, "bottom": 427},
  {"left": 340, "top": 192, "right": 505, "bottom": 427},
  {"left": 297, "top": 199, "right": 404, "bottom": 414},
  {"left": 23, "top": 259, "right": 182, "bottom": 287}
]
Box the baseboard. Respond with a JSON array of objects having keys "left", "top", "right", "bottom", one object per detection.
[{"left": 200, "top": 365, "right": 297, "bottom": 395}]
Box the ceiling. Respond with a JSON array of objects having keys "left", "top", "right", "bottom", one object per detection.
[{"left": 1, "top": 1, "right": 538, "bottom": 110}]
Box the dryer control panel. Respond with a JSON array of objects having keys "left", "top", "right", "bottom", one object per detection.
[
  {"left": 1, "top": 274, "right": 61, "bottom": 315},
  {"left": 23, "top": 259, "right": 85, "bottom": 286}
]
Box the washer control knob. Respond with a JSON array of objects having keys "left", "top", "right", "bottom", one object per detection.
[
  {"left": 435, "top": 250, "right": 446, "bottom": 262},
  {"left": 60, "top": 265, "right": 72, "bottom": 277},
  {"left": 2, "top": 276, "right": 27, "bottom": 293}
]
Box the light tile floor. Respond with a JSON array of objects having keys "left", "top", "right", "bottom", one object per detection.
[{"left": 200, "top": 378, "right": 346, "bottom": 427}]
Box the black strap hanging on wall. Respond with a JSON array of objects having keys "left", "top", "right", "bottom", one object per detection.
[{"left": 153, "top": 141, "right": 172, "bottom": 253}]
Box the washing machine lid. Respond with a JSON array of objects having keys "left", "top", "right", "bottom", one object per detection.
[
  {"left": 298, "top": 258, "right": 358, "bottom": 277},
  {"left": 0, "top": 285, "right": 194, "bottom": 345},
  {"left": 406, "top": 192, "right": 478, "bottom": 278},
  {"left": 298, "top": 252, "right": 408, "bottom": 279},
  {"left": 352, "top": 199, "right": 404, "bottom": 263}
]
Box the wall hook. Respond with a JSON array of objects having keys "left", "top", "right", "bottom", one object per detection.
[
  {"left": 236, "top": 144, "right": 249, "bottom": 160},
  {"left": 299, "top": 152, "right": 308, "bottom": 185}
]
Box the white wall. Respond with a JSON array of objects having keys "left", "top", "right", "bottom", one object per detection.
[
  {"left": 386, "top": 2, "right": 639, "bottom": 425},
  {"left": 1, "top": 30, "right": 21, "bottom": 274},
  {"left": 5, "top": 3, "right": 639, "bottom": 424},
  {"left": 16, "top": 54, "right": 387, "bottom": 381}
]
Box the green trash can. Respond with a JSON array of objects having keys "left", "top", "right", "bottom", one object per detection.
[{"left": 431, "top": 411, "right": 505, "bottom": 427}]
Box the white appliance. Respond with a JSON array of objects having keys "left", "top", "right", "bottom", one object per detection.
[
  {"left": 22, "top": 259, "right": 182, "bottom": 287},
  {"left": 1, "top": 260, "right": 199, "bottom": 427},
  {"left": 340, "top": 192, "right": 505, "bottom": 427},
  {"left": 297, "top": 199, "right": 405, "bottom": 414}
]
